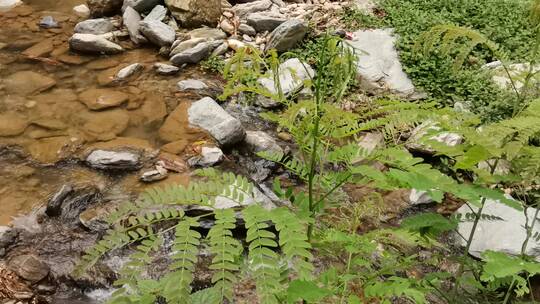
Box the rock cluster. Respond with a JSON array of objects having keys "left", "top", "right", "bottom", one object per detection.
[{"left": 68, "top": 0, "right": 319, "bottom": 63}]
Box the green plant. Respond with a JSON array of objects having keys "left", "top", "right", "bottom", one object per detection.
[
  {"left": 200, "top": 55, "right": 226, "bottom": 74},
  {"left": 343, "top": 0, "right": 537, "bottom": 121},
  {"left": 75, "top": 169, "right": 313, "bottom": 304}
]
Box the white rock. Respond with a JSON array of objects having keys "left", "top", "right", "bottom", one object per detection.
[
  {"left": 86, "top": 150, "right": 141, "bottom": 170},
  {"left": 455, "top": 198, "right": 540, "bottom": 260},
  {"left": 115, "top": 63, "right": 143, "bottom": 81},
  {"left": 188, "top": 146, "right": 224, "bottom": 167},
  {"left": 69, "top": 33, "right": 124, "bottom": 54},
  {"left": 257, "top": 58, "right": 315, "bottom": 107},
  {"left": 347, "top": 29, "right": 416, "bottom": 98},
  {"left": 177, "top": 79, "right": 208, "bottom": 91},
  {"left": 244, "top": 131, "right": 283, "bottom": 155},
  {"left": 0, "top": 0, "right": 21, "bottom": 11},
  {"left": 73, "top": 4, "right": 91, "bottom": 18},
  {"left": 188, "top": 97, "right": 245, "bottom": 146}
]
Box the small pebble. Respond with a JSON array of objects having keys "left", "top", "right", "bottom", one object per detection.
[{"left": 39, "top": 16, "right": 59, "bottom": 29}]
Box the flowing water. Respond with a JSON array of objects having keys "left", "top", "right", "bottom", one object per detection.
[{"left": 0, "top": 1, "right": 214, "bottom": 225}]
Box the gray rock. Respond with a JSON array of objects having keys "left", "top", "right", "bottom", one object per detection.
[
  {"left": 189, "top": 27, "right": 227, "bottom": 40},
  {"left": 144, "top": 4, "right": 167, "bottom": 21},
  {"left": 165, "top": 0, "right": 222, "bottom": 27},
  {"left": 86, "top": 149, "right": 142, "bottom": 170},
  {"left": 122, "top": 0, "right": 160, "bottom": 12},
  {"left": 211, "top": 42, "right": 229, "bottom": 56},
  {"left": 170, "top": 41, "right": 221, "bottom": 65},
  {"left": 409, "top": 189, "right": 434, "bottom": 205},
  {"left": 188, "top": 97, "right": 245, "bottom": 146},
  {"left": 75, "top": 18, "right": 115, "bottom": 34},
  {"left": 238, "top": 23, "right": 257, "bottom": 36},
  {"left": 265, "top": 19, "right": 307, "bottom": 52},
  {"left": 139, "top": 20, "right": 176, "bottom": 46},
  {"left": 188, "top": 146, "right": 224, "bottom": 167},
  {"left": 140, "top": 165, "right": 168, "bottom": 182},
  {"left": 169, "top": 37, "right": 206, "bottom": 56},
  {"left": 69, "top": 33, "right": 124, "bottom": 54},
  {"left": 455, "top": 198, "right": 540, "bottom": 260},
  {"left": 347, "top": 29, "right": 416, "bottom": 97},
  {"left": 244, "top": 131, "right": 283, "bottom": 155},
  {"left": 233, "top": 0, "right": 272, "bottom": 18},
  {"left": 45, "top": 185, "right": 101, "bottom": 221},
  {"left": 115, "top": 63, "right": 143, "bottom": 80},
  {"left": 154, "top": 62, "right": 180, "bottom": 75},
  {"left": 39, "top": 16, "right": 59, "bottom": 28},
  {"left": 87, "top": 0, "right": 123, "bottom": 17},
  {"left": 123, "top": 6, "right": 147, "bottom": 43},
  {"left": 177, "top": 79, "right": 208, "bottom": 91},
  {"left": 8, "top": 255, "right": 50, "bottom": 283},
  {"left": 247, "top": 12, "right": 286, "bottom": 32},
  {"left": 257, "top": 58, "right": 314, "bottom": 107}
]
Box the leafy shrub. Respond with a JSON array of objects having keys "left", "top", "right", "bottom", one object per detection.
[{"left": 342, "top": 0, "right": 536, "bottom": 121}]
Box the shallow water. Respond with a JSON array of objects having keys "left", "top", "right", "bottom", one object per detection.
[{"left": 0, "top": 1, "right": 213, "bottom": 224}]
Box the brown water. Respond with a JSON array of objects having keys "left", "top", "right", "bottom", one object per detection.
[{"left": 0, "top": 2, "right": 215, "bottom": 224}]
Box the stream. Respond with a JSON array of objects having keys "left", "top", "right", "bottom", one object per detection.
[{"left": 0, "top": 1, "right": 236, "bottom": 302}]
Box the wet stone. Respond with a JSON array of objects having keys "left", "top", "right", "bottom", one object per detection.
[
  {"left": 79, "top": 88, "right": 129, "bottom": 110},
  {"left": 154, "top": 62, "right": 180, "bottom": 75},
  {"left": 8, "top": 254, "right": 50, "bottom": 283},
  {"left": 4, "top": 71, "right": 56, "bottom": 96},
  {"left": 0, "top": 113, "right": 29, "bottom": 137}
]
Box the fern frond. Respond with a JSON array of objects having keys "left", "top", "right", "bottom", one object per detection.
[
  {"left": 207, "top": 209, "right": 242, "bottom": 302},
  {"left": 243, "top": 205, "right": 282, "bottom": 304},
  {"left": 416, "top": 24, "right": 501, "bottom": 70},
  {"left": 271, "top": 208, "right": 314, "bottom": 280},
  {"left": 162, "top": 217, "right": 201, "bottom": 304},
  {"left": 258, "top": 151, "right": 310, "bottom": 181}
]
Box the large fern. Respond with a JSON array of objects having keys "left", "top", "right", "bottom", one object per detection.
[{"left": 75, "top": 168, "right": 315, "bottom": 303}]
